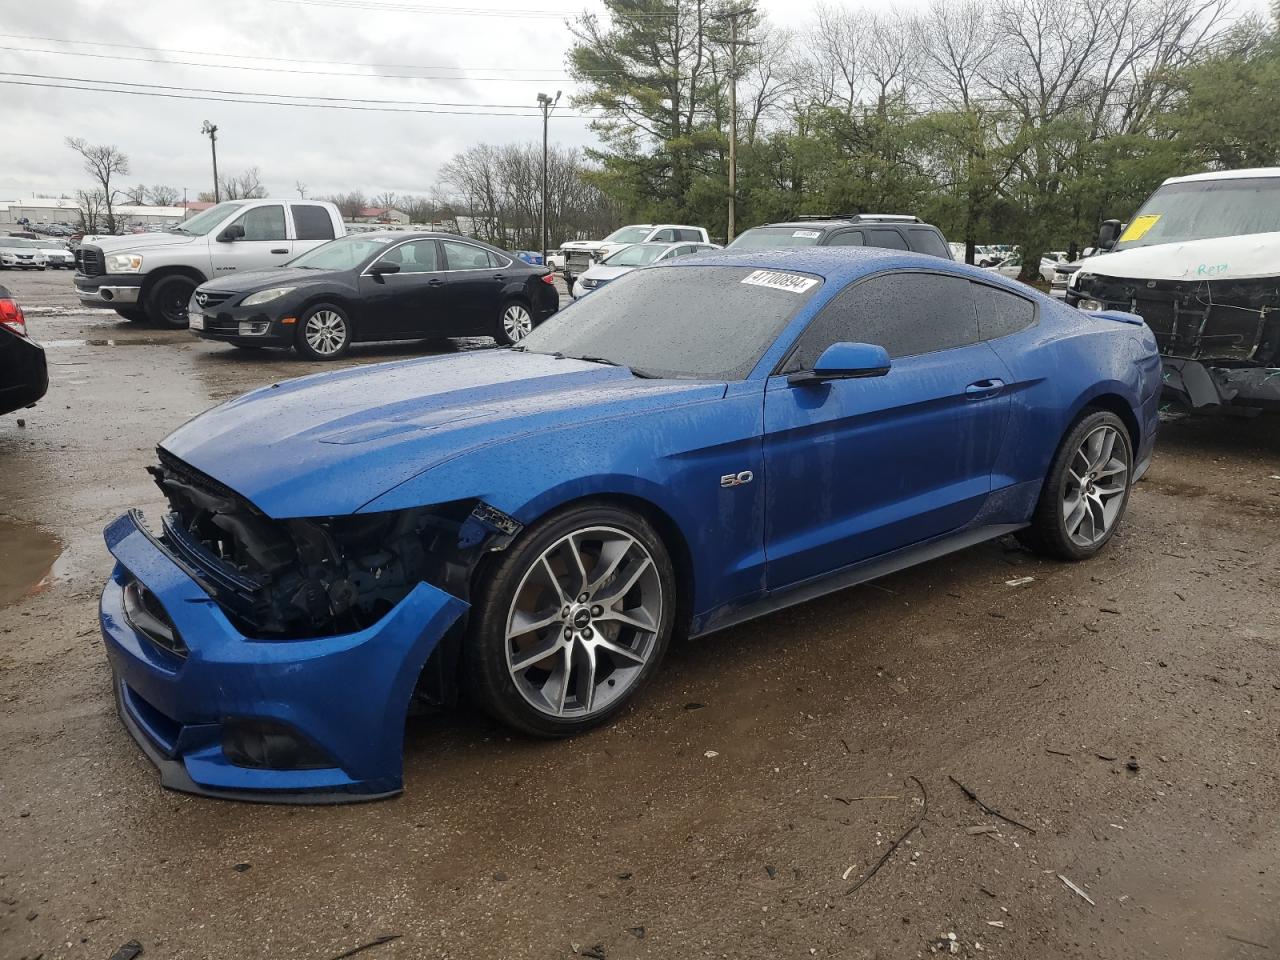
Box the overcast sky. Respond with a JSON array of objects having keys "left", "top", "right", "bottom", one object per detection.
[{"left": 0, "top": 0, "right": 1265, "bottom": 203}]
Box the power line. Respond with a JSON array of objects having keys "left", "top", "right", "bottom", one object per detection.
[
  {"left": 265, "top": 0, "right": 677, "bottom": 17},
  {"left": 0, "top": 77, "right": 601, "bottom": 118},
  {"left": 0, "top": 31, "right": 611, "bottom": 75},
  {"left": 0, "top": 70, "right": 607, "bottom": 111}
]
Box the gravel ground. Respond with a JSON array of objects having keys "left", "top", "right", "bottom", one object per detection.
[{"left": 1, "top": 269, "right": 1277, "bottom": 960}]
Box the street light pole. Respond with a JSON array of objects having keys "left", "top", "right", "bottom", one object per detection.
[
  {"left": 536, "top": 91, "right": 560, "bottom": 265},
  {"left": 201, "top": 121, "right": 220, "bottom": 203}
]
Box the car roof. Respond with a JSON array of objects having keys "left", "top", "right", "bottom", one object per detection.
[
  {"left": 1164, "top": 167, "right": 1280, "bottom": 185},
  {"left": 665, "top": 246, "right": 1040, "bottom": 292}
]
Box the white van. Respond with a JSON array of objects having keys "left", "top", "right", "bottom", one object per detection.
[
  {"left": 1067, "top": 169, "right": 1280, "bottom": 412},
  {"left": 74, "top": 200, "right": 346, "bottom": 327}
]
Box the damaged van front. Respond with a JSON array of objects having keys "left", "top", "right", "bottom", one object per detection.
[{"left": 1066, "top": 169, "right": 1280, "bottom": 412}]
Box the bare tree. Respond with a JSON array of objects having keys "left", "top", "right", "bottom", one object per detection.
[
  {"left": 147, "top": 185, "right": 181, "bottom": 206},
  {"left": 295, "top": 180, "right": 308, "bottom": 198},
  {"left": 370, "top": 191, "right": 399, "bottom": 210},
  {"left": 122, "top": 184, "right": 148, "bottom": 205},
  {"left": 65, "top": 137, "right": 130, "bottom": 234},
  {"left": 320, "top": 191, "right": 368, "bottom": 219},
  {"left": 220, "top": 167, "right": 267, "bottom": 200},
  {"left": 74, "top": 188, "right": 105, "bottom": 233}
]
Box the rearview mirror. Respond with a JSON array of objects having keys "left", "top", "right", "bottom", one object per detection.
[
  {"left": 217, "top": 224, "right": 245, "bottom": 243},
  {"left": 788, "top": 342, "right": 891, "bottom": 386},
  {"left": 1097, "top": 219, "right": 1122, "bottom": 251}
]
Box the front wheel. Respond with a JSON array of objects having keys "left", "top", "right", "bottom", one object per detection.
[
  {"left": 465, "top": 504, "right": 676, "bottom": 737},
  {"left": 144, "top": 275, "right": 197, "bottom": 328},
  {"left": 295, "top": 303, "right": 352, "bottom": 360},
  {"left": 495, "top": 299, "right": 534, "bottom": 345},
  {"left": 1018, "top": 409, "right": 1133, "bottom": 561}
]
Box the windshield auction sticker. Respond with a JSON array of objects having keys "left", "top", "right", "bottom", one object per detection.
[
  {"left": 1119, "top": 214, "right": 1161, "bottom": 243},
  {"left": 741, "top": 269, "right": 820, "bottom": 293},
  {"left": 792, "top": 230, "right": 822, "bottom": 239}
]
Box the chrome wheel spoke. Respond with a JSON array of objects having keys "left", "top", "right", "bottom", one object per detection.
[
  {"left": 1064, "top": 424, "right": 1130, "bottom": 547},
  {"left": 597, "top": 605, "right": 657, "bottom": 633},
  {"left": 507, "top": 607, "right": 561, "bottom": 641},
  {"left": 510, "top": 634, "right": 563, "bottom": 672},
  {"left": 594, "top": 635, "right": 647, "bottom": 666}
]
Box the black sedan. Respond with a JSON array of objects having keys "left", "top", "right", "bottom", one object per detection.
[
  {"left": 1, "top": 285, "right": 48, "bottom": 417},
  {"left": 188, "top": 232, "right": 560, "bottom": 360}
]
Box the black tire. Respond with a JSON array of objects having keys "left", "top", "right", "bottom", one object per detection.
[
  {"left": 1017, "top": 408, "right": 1134, "bottom": 561},
  {"left": 294, "top": 303, "right": 352, "bottom": 360},
  {"left": 114, "top": 307, "right": 148, "bottom": 323},
  {"left": 494, "top": 298, "right": 535, "bottom": 346},
  {"left": 144, "top": 274, "right": 197, "bottom": 328},
  {"left": 464, "top": 502, "right": 677, "bottom": 738}
]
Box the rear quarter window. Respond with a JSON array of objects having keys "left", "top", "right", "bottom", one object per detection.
[
  {"left": 972, "top": 282, "right": 1037, "bottom": 340},
  {"left": 292, "top": 204, "right": 336, "bottom": 241},
  {"left": 907, "top": 228, "right": 952, "bottom": 259}
]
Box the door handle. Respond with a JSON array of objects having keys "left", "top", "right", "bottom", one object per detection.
[
  {"left": 428, "top": 278, "right": 445, "bottom": 287},
  {"left": 965, "top": 378, "right": 1006, "bottom": 399},
  {"left": 493, "top": 274, "right": 506, "bottom": 280},
  {"left": 270, "top": 248, "right": 288, "bottom": 254}
]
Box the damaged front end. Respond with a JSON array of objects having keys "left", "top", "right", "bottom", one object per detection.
[
  {"left": 1071, "top": 274, "right": 1280, "bottom": 411},
  {"left": 146, "top": 447, "right": 522, "bottom": 703}
]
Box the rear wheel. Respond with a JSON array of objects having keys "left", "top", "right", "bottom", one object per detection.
[
  {"left": 495, "top": 299, "right": 534, "bottom": 345},
  {"left": 1018, "top": 409, "right": 1133, "bottom": 561},
  {"left": 144, "top": 275, "right": 197, "bottom": 328},
  {"left": 465, "top": 504, "right": 676, "bottom": 737},
  {"left": 295, "top": 303, "right": 351, "bottom": 360}
]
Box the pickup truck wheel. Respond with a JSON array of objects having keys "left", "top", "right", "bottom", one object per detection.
[
  {"left": 295, "top": 304, "right": 351, "bottom": 360},
  {"left": 113, "top": 308, "right": 147, "bottom": 323},
  {"left": 144, "top": 275, "right": 196, "bottom": 328}
]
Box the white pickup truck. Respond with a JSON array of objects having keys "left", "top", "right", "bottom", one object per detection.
[
  {"left": 559, "top": 224, "right": 710, "bottom": 287},
  {"left": 74, "top": 199, "right": 345, "bottom": 326}
]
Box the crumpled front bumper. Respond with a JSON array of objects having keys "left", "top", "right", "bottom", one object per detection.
[{"left": 99, "top": 511, "right": 468, "bottom": 803}]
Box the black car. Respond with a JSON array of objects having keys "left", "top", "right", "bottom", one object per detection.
[
  {"left": 727, "top": 214, "right": 953, "bottom": 259},
  {"left": 0, "top": 285, "right": 49, "bottom": 417},
  {"left": 188, "top": 232, "right": 560, "bottom": 360}
]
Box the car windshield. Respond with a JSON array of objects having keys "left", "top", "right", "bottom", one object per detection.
[
  {"left": 1114, "top": 176, "right": 1280, "bottom": 251},
  {"left": 728, "top": 226, "right": 824, "bottom": 250},
  {"left": 0, "top": 238, "right": 33, "bottom": 248},
  {"left": 604, "top": 226, "right": 652, "bottom": 244},
  {"left": 519, "top": 265, "right": 822, "bottom": 380},
  {"left": 602, "top": 243, "right": 669, "bottom": 267},
  {"left": 289, "top": 235, "right": 395, "bottom": 270},
  {"left": 170, "top": 202, "right": 246, "bottom": 236}
]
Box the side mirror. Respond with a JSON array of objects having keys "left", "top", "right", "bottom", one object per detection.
[
  {"left": 788, "top": 342, "right": 891, "bottom": 386},
  {"left": 217, "top": 224, "right": 245, "bottom": 243},
  {"left": 1097, "top": 219, "right": 1121, "bottom": 251},
  {"left": 368, "top": 261, "right": 400, "bottom": 277}
]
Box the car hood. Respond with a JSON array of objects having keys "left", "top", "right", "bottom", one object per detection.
[
  {"left": 1081, "top": 232, "right": 1280, "bottom": 283},
  {"left": 197, "top": 266, "right": 331, "bottom": 293},
  {"left": 160, "top": 349, "right": 726, "bottom": 518},
  {"left": 89, "top": 232, "right": 200, "bottom": 254},
  {"left": 582, "top": 264, "right": 637, "bottom": 281}
]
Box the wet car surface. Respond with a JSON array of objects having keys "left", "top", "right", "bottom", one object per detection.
[{"left": 1, "top": 269, "right": 1277, "bottom": 960}]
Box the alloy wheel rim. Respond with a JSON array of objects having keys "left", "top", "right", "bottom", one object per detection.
[
  {"left": 305, "top": 310, "right": 347, "bottom": 355},
  {"left": 503, "top": 305, "right": 533, "bottom": 341},
  {"left": 505, "top": 526, "right": 662, "bottom": 719},
  {"left": 165, "top": 292, "right": 190, "bottom": 324},
  {"left": 1063, "top": 424, "right": 1129, "bottom": 547}
]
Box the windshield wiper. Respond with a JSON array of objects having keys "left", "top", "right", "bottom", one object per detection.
[{"left": 561, "top": 353, "right": 662, "bottom": 379}]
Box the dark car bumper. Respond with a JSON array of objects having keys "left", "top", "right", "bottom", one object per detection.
[
  {"left": 99, "top": 511, "right": 468, "bottom": 803},
  {"left": 0, "top": 328, "right": 49, "bottom": 416},
  {"left": 75, "top": 272, "right": 144, "bottom": 308},
  {"left": 187, "top": 295, "right": 298, "bottom": 346}
]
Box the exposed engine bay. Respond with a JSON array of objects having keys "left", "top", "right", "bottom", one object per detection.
[{"left": 147, "top": 448, "right": 521, "bottom": 640}]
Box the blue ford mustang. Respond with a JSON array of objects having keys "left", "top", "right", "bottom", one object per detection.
[{"left": 100, "top": 249, "right": 1161, "bottom": 802}]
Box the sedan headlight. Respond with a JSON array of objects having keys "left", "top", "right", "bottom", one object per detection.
[
  {"left": 106, "top": 253, "right": 143, "bottom": 273},
  {"left": 241, "top": 286, "right": 296, "bottom": 307}
]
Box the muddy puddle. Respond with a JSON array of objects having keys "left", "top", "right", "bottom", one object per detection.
[{"left": 0, "top": 516, "right": 63, "bottom": 606}]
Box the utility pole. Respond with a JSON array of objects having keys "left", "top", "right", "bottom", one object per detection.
[
  {"left": 201, "top": 120, "right": 219, "bottom": 203},
  {"left": 536, "top": 91, "right": 561, "bottom": 265},
  {"left": 712, "top": 6, "right": 756, "bottom": 243}
]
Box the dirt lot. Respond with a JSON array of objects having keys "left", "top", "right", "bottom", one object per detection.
[{"left": 2, "top": 268, "right": 1278, "bottom": 960}]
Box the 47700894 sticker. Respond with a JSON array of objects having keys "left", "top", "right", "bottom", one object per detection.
[{"left": 740, "top": 269, "right": 819, "bottom": 293}]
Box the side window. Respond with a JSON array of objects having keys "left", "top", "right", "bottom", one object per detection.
[
  {"left": 675, "top": 228, "right": 702, "bottom": 242},
  {"left": 784, "top": 273, "right": 979, "bottom": 371},
  {"left": 907, "top": 228, "right": 951, "bottom": 259},
  {"left": 230, "top": 204, "right": 286, "bottom": 241},
  {"left": 826, "top": 230, "right": 864, "bottom": 247},
  {"left": 662, "top": 245, "right": 693, "bottom": 260},
  {"left": 864, "top": 228, "right": 909, "bottom": 251},
  {"left": 374, "top": 239, "right": 439, "bottom": 274},
  {"left": 291, "top": 204, "right": 335, "bottom": 241},
  {"left": 972, "top": 281, "right": 1037, "bottom": 340},
  {"left": 442, "top": 240, "right": 496, "bottom": 270},
  {"left": 650, "top": 228, "right": 676, "bottom": 242}
]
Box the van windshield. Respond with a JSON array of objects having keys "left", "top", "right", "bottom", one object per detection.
[{"left": 1114, "top": 176, "right": 1280, "bottom": 251}]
